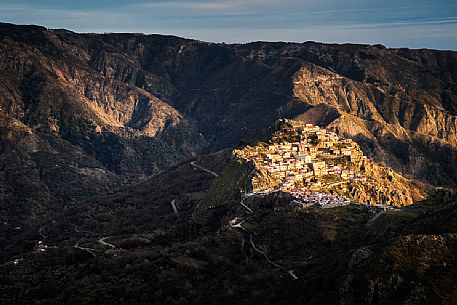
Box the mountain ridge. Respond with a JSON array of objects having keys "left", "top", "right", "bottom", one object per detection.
[{"left": 1, "top": 21, "right": 457, "bottom": 240}]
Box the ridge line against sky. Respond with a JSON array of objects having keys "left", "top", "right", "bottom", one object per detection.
[{"left": 0, "top": 0, "right": 456, "bottom": 50}]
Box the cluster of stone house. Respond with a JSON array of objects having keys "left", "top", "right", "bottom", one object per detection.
[{"left": 237, "top": 122, "right": 368, "bottom": 195}]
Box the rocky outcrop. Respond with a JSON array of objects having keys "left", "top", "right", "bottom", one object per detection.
[
  {"left": 340, "top": 234, "right": 457, "bottom": 305},
  {"left": 292, "top": 63, "right": 457, "bottom": 186},
  {"left": 346, "top": 156, "right": 427, "bottom": 206}
]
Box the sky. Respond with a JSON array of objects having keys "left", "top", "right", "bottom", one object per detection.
[{"left": 1, "top": 0, "right": 456, "bottom": 50}]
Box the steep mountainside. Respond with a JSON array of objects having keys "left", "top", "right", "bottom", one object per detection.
[
  {"left": 1, "top": 22, "right": 457, "bottom": 228},
  {"left": 234, "top": 42, "right": 457, "bottom": 185}
]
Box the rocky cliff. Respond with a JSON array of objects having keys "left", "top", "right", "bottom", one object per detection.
[{"left": 1, "top": 22, "right": 457, "bottom": 227}]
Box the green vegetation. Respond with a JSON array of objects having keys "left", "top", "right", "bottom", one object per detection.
[
  {"left": 201, "top": 159, "right": 252, "bottom": 208},
  {"left": 333, "top": 142, "right": 348, "bottom": 148},
  {"left": 321, "top": 174, "right": 341, "bottom": 184},
  {"left": 367, "top": 203, "right": 431, "bottom": 236},
  {"left": 314, "top": 205, "right": 367, "bottom": 242}
]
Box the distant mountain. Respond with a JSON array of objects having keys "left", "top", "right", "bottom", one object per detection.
[{"left": 1, "top": 21, "right": 457, "bottom": 241}]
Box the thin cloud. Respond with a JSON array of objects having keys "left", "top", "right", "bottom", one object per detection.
[
  {"left": 0, "top": 0, "right": 455, "bottom": 49},
  {"left": 139, "top": 1, "right": 233, "bottom": 11},
  {"left": 135, "top": 0, "right": 286, "bottom": 11}
]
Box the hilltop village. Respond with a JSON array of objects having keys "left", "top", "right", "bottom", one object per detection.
[{"left": 234, "top": 120, "right": 422, "bottom": 207}]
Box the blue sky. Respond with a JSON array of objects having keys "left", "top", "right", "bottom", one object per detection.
[{"left": 1, "top": 0, "right": 456, "bottom": 50}]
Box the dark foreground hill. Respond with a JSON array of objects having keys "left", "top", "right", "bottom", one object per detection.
[{"left": 1, "top": 151, "right": 456, "bottom": 305}]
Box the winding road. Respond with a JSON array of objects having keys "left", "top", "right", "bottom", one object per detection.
[
  {"left": 190, "top": 161, "right": 219, "bottom": 177},
  {"left": 248, "top": 233, "right": 298, "bottom": 280},
  {"left": 190, "top": 161, "right": 296, "bottom": 279},
  {"left": 73, "top": 242, "right": 98, "bottom": 257},
  {"left": 240, "top": 192, "right": 254, "bottom": 214},
  {"left": 73, "top": 226, "right": 117, "bottom": 256},
  {"left": 228, "top": 190, "right": 298, "bottom": 280},
  {"left": 98, "top": 237, "right": 116, "bottom": 249}
]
